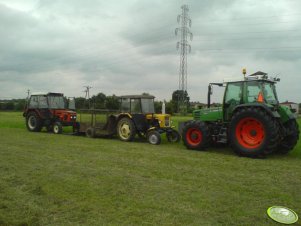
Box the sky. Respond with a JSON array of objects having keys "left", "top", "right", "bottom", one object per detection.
[{"left": 0, "top": 0, "right": 301, "bottom": 103}]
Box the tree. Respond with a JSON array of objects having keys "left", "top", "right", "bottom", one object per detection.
[
  {"left": 105, "top": 95, "right": 119, "bottom": 110},
  {"left": 75, "top": 97, "right": 87, "bottom": 109},
  {"left": 91, "top": 93, "right": 106, "bottom": 109},
  {"left": 15, "top": 99, "right": 26, "bottom": 111},
  {"left": 154, "top": 101, "right": 162, "bottom": 113},
  {"left": 171, "top": 90, "right": 190, "bottom": 113}
]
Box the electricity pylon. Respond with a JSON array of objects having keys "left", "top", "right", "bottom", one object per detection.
[{"left": 175, "top": 4, "right": 193, "bottom": 114}]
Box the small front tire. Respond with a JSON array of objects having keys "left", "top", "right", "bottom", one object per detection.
[
  {"left": 182, "top": 121, "right": 210, "bottom": 150},
  {"left": 166, "top": 130, "right": 180, "bottom": 143},
  {"left": 147, "top": 130, "right": 161, "bottom": 145},
  {"left": 53, "top": 121, "right": 63, "bottom": 134}
]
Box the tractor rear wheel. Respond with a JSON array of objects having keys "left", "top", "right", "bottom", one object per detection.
[
  {"left": 182, "top": 121, "right": 210, "bottom": 150},
  {"left": 166, "top": 130, "right": 180, "bottom": 143},
  {"left": 53, "top": 121, "right": 63, "bottom": 134},
  {"left": 26, "top": 112, "right": 42, "bottom": 132},
  {"left": 117, "top": 117, "right": 136, "bottom": 142},
  {"left": 229, "top": 107, "right": 279, "bottom": 157},
  {"left": 278, "top": 119, "right": 299, "bottom": 154}
]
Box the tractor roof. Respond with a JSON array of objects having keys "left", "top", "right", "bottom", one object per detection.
[
  {"left": 31, "top": 92, "right": 64, "bottom": 96},
  {"left": 223, "top": 71, "right": 280, "bottom": 84},
  {"left": 119, "top": 95, "right": 155, "bottom": 99}
]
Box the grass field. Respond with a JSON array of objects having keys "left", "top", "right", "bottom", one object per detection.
[{"left": 0, "top": 112, "right": 300, "bottom": 226}]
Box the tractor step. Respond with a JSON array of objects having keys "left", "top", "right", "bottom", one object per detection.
[{"left": 217, "top": 127, "right": 228, "bottom": 143}]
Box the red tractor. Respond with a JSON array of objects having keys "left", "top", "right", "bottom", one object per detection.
[{"left": 23, "top": 92, "right": 78, "bottom": 134}]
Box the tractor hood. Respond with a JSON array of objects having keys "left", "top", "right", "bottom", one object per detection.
[
  {"left": 278, "top": 105, "right": 297, "bottom": 123},
  {"left": 193, "top": 107, "right": 223, "bottom": 122}
]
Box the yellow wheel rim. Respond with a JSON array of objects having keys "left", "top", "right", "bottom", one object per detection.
[{"left": 119, "top": 122, "right": 131, "bottom": 139}]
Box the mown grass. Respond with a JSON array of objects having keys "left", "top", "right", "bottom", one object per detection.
[{"left": 0, "top": 112, "right": 300, "bottom": 225}]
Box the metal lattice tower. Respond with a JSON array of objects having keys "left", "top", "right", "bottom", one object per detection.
[{"left": 175, "top": 4, "right": 193, "bottom": 114}]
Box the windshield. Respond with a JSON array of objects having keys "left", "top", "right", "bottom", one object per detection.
[
  {"left": 141, "top": 98, "right": 155, "bottom": 113},
  {"left": 263, "top": 82, "right": 278, "bottom": 104},
  {"left": 48, "top": 96, "right": 65, "bottom": 109}
]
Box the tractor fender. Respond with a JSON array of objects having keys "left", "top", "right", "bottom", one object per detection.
[
  {"left": 24, "top": 109, "right": 44, "bottom": 119},
  {"left": 117, "top": 113, "right": 132, "bottom": 119},
  {"left": 116, "top": 114, "right": 136, "bottom": 129},
  {"left": 232, "top": 104, "right": 280, "bottom": 118}
]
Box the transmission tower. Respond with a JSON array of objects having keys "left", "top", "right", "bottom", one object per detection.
[
  {"left": 175, "top": 4, "right": 193, "bottom": 114},
  {"left": 83, "top": 86, "right": 92, "bottom": 109}
]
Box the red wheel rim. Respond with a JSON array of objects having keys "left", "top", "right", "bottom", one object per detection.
[
  {"left": 236, "top": 117, "right": 265, "bottom": 149},
  {"left": 186, "top": 128, "right": 202, "bottom": 146}
]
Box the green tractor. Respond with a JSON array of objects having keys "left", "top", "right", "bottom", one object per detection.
[{"left": 181, "top": 71, "right": 299, "bottom": 157}]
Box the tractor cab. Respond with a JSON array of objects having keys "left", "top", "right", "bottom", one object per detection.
[
  {"left": 195, "top": 71, "right": 282, "bottom": 122},
  {"left": 120, "top": 95, "right": 155, "bottom": 114},
  {"left": 119, "top": 95, "right": 170, "bottom": 129},
  {"left": 23, "top": 92, "right": 78, "bottom": 134}
]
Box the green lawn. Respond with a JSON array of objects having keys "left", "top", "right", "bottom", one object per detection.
[{"left": 0, "top": 112, "right": 300, "bottom": 225}]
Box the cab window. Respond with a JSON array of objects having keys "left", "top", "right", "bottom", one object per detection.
[
  {"left": 29, "top": 96, "right": 38, "bottom": 108},
  {"left": 247, "top": 82, "right": 261, "bottom": 103},
  {"left": 224, "top": 83, "right": 242, "bottom": 105},
  {"left": 130, "top": 99, "right": 142, "bottom": 113}
]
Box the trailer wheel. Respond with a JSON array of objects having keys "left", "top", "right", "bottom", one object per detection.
[
  {"left": 117, "top": 117, "right": 136, "bottom": 141},
  {"left": 229, "top": 107, "right": 279, "bottom": 157},
  {"left": 86, "top": 127, "right": 95, "bottom": 138},
  {"left": 166, "top": 130, "right": 180, "bottom": 142},
  {"left": 53, "top": 121, "right": 63, "bottom": 134},
  {"left": 26, "top": 112, "right": 42, "bottom": 132},
  {"left": 147, "top": 130, "right": 161, "bottom": 145}
]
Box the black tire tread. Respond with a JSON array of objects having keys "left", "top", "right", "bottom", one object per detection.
[
  {"left": 182, "top": 120, "right": 210, "bottom": 150},
  {"left": 26, "top": 112, "right": 43, "bottom": 132},
  {"left": 278, "top": 119, "right": 299, "bottom": 154},
  {"left": 230, "top": 107, "right": 279, "bottom": 157}
]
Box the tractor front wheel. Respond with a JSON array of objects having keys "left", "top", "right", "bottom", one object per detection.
[
  {"left": 117, "top": 117, "right": 136, "bottom": 142},
  {"left": 26, "top": 112, "right": 42, "bottom": 132},
  {"left": 147, "top": 130, "right": 161, "bottom": 145},
  {"left": 278, "top": 119, "right": 299, "bottom": 154},
  {"left": 53, "top": 121, "right": 63, "bottom": 134},
  {"left": 182, "top": 121, "right": 210, "bottom": 150},
  {"left": 229, "top": 107, "right": 279, "bottom": 157},
  {"left": 166, "top": 130, "right": 180, "bottom": 143}
]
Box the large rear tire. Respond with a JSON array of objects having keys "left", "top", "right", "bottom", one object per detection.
[
  {"left": 229, "top": 107, "right": 279, "bottom": 157},
  {"left": 182, "top": 121, "right": 210, "bottom": 150},
  {"left": 117, "top": 117, "right": 136, "bottom": 142},
  {"left": 278, "top": 119, "right": 299, "bottom": 154},
  {"left": 26, "top": 112, "right": 43, "bottom": 132}
]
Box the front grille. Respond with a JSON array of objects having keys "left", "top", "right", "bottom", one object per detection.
[{"left": 165, "top": 116, "right": 170, "bottom": 127}]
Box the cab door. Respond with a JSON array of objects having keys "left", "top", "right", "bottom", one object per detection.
[{"left": 223, "top": 82, "right": 243, "bottom": 121}]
